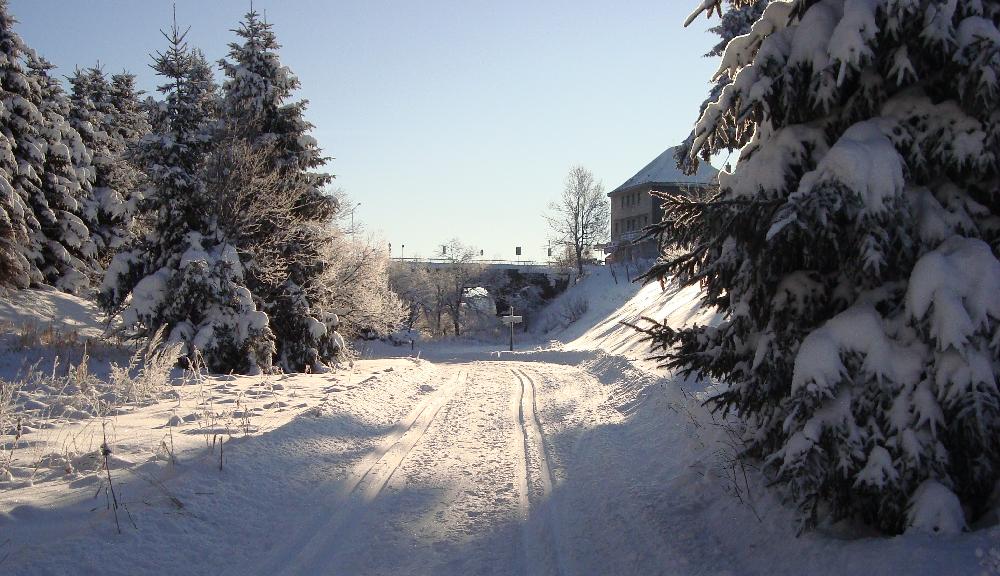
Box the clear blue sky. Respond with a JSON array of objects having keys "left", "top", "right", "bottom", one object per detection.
[{"left": 11, "top": 1, "right": 721, "bottom": 261}]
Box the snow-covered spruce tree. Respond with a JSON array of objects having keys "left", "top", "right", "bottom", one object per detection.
[
  {"left": 640, "top": 0, "right": 1000, "bottom": 534},
  {"left": 0, "top": 1, "right": 45, "bottom": 289},
  {"left": 66, "top": 69, "right": 114, "bottom": 259},
  {"left": 0, "top": 1, "right": 28, "bottom": 289},
  {"left": 27, "top": 56, "right": 100, "bottom": 293},
  {"left": 674, "top": 0, "right": 770, "bottom": 173},
  {"left": 101, "top": 18, "right": 274, "bottom": 374},
  {"left": 99, "top": 71, "right": 149, "bottom": 257},
  {"left": 68, "top": 67, "right": 151, "bottom": 264},
  {"left": 218, "top": 9, "right": 339, "bottom": 371}
]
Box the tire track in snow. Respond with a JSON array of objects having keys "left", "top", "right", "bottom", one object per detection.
[
  {"left": 512, "top": 366, "right": 569, "bottom": 576},
  {"left": 244, "top": 369, "right": 467, "bottom": 576},
  {"left": 534, "top": 365, "right": 678, "bottom": 575}
]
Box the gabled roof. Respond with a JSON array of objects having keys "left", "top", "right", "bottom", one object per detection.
[{"left": 610, "top": 146, "right": 717, "bottom": 195}]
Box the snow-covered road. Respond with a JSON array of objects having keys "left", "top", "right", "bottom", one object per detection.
[
  {"left": 4, "top": 351, "right": 993, "bottom": 576},
  {"left": 227, "top": 360, "right": 651, "bottom": 576}
]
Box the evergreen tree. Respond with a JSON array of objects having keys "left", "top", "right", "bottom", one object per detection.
[
  {"left": 28, "top": 56, "right": 99, "bottom": 292},
  {"left": 101, "top": 16, "right": 274, "bottom": 374},
  {"left": 675, "top": 0, "right": 769, "bottom": 173},
  {"left": 66, "top": 69, "right": 110, "bottom": 256},
  {"left": 641, "top": 0, "right": 1000, "bottom": 534},
  {"left": 219, "top": 9, "right": 338, "bottom": 372},
  {"left": 189, "top": 49, "right": 221, "bottom": 123},
  {"left": 68, "top": 66, "right": 151, "bottom": 263},
  {"left": 0, "top": 1, "right": 28, "bottom": 289},
  {"left": 0, "top": 0, "right": 43, "bottom": 289},
  {"left": 99, "top": 71, "right": 150, "bottom": 255}
]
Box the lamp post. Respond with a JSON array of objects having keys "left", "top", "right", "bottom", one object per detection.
[{"left": 349, "top": 202, "right": 361, "bottom": 235}]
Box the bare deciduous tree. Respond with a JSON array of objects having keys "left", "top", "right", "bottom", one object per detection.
[
  {"left": 204, "top": 137, "right": 323, "bottom": 289},
  {"left": 389, "top": 261, "right": 433, "bottom": 332},
  {"left": 438, "top": 240, "right": 486, "bottom": 337},
  {"left": 391, "top": 240, "right": 486, "bottom": 338},
  {"left": 312, "top": 231, "right": 404, "bottom": 339},
  {"left": 545, "top": 166, "right": 609, "bottom": 276}
]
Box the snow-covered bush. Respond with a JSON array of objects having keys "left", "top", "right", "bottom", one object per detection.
[
  {"left": 386, "top": 327, "right": 421, "bottom": 347},
  {"left": 640, "top": 0, "right": 1000, "bottom": 533},
  {"left": 267, "top": 282, "right": 341, "bottom": 372},
  {"left": 117, "top": 233, "right": 274, "bottom": 374}
]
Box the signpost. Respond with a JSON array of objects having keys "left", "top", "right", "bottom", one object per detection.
[{"left": 501, "top": 306, "right": 522, "bottom": 351}]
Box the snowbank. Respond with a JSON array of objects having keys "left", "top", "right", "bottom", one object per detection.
[
  {"left": 0, "top": 287, "right": 105, "bottom": 338},
  {"left": 537, "top": 263, "right": 718, "bottom": 363}
]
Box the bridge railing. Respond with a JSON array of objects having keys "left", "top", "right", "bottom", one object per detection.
[{"left": 390, "top": 257, "right": 562, "bottom": 268}]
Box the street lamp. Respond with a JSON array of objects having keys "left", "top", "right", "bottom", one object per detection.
[{"left": 349, "top": 202, "right": 361, "bottom": 235}]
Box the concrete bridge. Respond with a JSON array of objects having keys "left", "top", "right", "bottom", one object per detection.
[
  {"left": 390, "top": 257, "right": 566, "bottom": 276},
  {"left": 391, "top": 258, "right": 573, "bottom": 322}
]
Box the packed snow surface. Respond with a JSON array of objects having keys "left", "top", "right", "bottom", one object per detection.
[{"left": 1, "top": 282, "right": 996, "bottom": 575}]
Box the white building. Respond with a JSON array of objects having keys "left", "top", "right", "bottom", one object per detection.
[{"left": 605, "top": 146, "right": 717, "bottom": 262}]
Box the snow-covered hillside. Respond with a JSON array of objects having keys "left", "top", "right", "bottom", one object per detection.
[{"left": 536, "top": 263, "right": 717, "bottom": 362}]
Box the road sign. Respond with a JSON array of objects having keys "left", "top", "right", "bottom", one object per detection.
[{"left": 503, "top": 306, "right": 521, "bottom": 351}]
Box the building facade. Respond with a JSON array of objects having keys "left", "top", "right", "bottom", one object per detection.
[{"left": 605, "top": 146, "right": 717, "bottom": 262}]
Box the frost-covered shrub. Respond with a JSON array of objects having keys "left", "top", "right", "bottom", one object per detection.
[
  {"left": 641, "top": 0, "right": 1000, "bottom": 533},
  {"left": 108, "top": 330, "right": 183, "bottom": 404},
  {"left": 559, "top": 296, "right": 589, "bottom": 326},
  {"left": 0, "top": 378, "right": 19, "bottom": 436}
]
